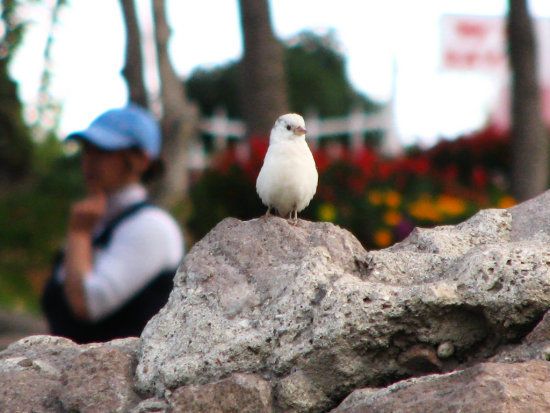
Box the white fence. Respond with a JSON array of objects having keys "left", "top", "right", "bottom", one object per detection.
[{"left": 187, "top": 106, "right": 403, "bottom": 169}]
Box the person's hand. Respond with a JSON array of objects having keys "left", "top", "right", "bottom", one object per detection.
[{"left": 68, "top": 189, "right": 107, "bottom": 234}]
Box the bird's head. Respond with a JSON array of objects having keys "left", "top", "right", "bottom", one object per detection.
[{"left": 271, "top": 113, "right": 307, "bottom": 143}]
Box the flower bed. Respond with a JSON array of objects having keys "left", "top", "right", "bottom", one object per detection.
[{"left": 187, "top": 126, "right": 515, "bottom": 249}]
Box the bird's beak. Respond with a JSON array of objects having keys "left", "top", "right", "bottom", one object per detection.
[{"left": 295, "top": 126, "right": 307, "bottom": 136}]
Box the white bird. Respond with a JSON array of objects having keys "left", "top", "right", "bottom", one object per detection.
[{"left": 256, "top": 113, "right": 318, "bottom": 222}]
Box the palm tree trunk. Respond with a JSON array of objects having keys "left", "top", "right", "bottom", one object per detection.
[
  {"left": 238, "top": 0, "right": 288, "bottom": 138},
  {"left": 507, "top": 0, "right": 548, "bottom": 201}
]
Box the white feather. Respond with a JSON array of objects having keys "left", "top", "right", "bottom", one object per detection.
[{"left": 256, "top": 113, "right": 318, "bottom": 218}]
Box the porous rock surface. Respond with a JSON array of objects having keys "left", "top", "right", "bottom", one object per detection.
[
  {"left": 0, "top": 335, "right": 140, "bottom": 412},
  {"left": 1, "top": 190, "right": 550, "bottom": 412}
]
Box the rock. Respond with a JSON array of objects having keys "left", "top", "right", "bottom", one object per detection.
[
  {"left": 276, "top": 369, "right": 332, "bottom": 412},
  {"left": 59, "top": 344, "right": 140, "bottom": 412},
  {"left": 167, "top": 373, "right": 272, "bottom": 412},
  {"left": 510, "top": 189, "right": 550, "bottom": 241},
  {"left": 130, "top": 398, "right": 169, "bottom": 413},
  {"left": 0, "top": 368, "right": 61, "bottom": 412},
  {"left": 3, "top": 190, "right": 550, "bottom": 412},
  {"left": 492, "top": 309, "right": 550, "bottom": 363},
  {"left": 0, "top": 335, "right": 141, "bottom": 412},
  {"left": 331, "top": 360, "right": 550, "bottom": 413},
  {"left": 397, "top": 344, "right": 441, "bottom": 374},
  {"left": 137, "top": 207, "right": 550, "bottom": 411},
  {"left": 436, "top": 341, "right": 455, "bottom": 359}
]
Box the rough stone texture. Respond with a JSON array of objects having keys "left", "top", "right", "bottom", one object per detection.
[
  {"left": 3, "top": 190, "right": 550, "bottom": 412},
  {"left": 492, "top": 309, "right": 550, "bottom": 363},
  {"left": 59, "top": 345, "right": 140, "bottom": 412},
  {"left": 168, "top": 373, "right": 272, "bottom": 412},
  {"left": 137, "top": 205, "right": 550, "bottom": 411},
  {"left": 0, "top": 335, "right": 140, "bottom": 412},
  {"left": 509, "top": 189, "right": 550, "bottom": 241},
  {"left": 331, "top": 360, "right": 550, "bottom": 413}
]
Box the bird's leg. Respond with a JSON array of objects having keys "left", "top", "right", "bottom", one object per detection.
[
  {"left": 288, "top": 207, "right": 298, "bottom": 225},
  {"left": 264, "top": 206, "right": 272, "bottom": 219}
]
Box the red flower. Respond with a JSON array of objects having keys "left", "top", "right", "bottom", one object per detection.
[
  {"left": 313, "top": 149, "right": 330, "bottom": 173},
  {"left": 351, "top": 147, "right": 378, "bottom": 177},
  {"left": 348, "top": 175, "right": 366, "bottom": 195},
  {"left": 472, "top": 166, "right": 488, "bottom": 189},
  {"left": 249, "top": 135, "right": 269, "bottom": 160}
]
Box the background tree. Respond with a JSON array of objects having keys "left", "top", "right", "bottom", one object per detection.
[
  {"left": 117, "top": 0, "right": 198, "bottom": 207},
  {"left": 151, "top": 0, "right": 198, "bottom": 207},
  {"left": 507, "top": 0, "right": 548, "bottom": 201},
  {"left": 118, "top": 0, "right": 148, "bottom": 108},
  {"left": 238, "top": 0, "right": 288, "bottom": 137},
  {"left": 186, "top": 31, "right": 378, "bottom": 121},
  {"left": 0, "top": 0, "right": 33, "bottom": 187}
]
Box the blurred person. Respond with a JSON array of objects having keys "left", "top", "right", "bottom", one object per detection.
[{"left": 41, "top": 104, "right": 184, "bottom": 343}]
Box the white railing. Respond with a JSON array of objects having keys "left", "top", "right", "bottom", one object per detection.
[{"left": 188, "top": 105, "right": 403, "bottom": 169}]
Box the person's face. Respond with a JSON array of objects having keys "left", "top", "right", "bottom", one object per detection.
[{"left": 80, "top": 142, "right": 147, "bottom": 193}]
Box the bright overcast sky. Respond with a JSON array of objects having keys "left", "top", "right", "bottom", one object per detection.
[{"left": 8, "top": 0, "right": 550, "bottom": 146}]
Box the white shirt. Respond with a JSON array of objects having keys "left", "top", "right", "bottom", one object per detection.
[{"left": 58, "top": 183, "right": 184, "bottom": 321}]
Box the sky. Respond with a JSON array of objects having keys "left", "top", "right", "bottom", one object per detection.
[{"left": 8, "top": 0, "right": 550, "bottom": 147}]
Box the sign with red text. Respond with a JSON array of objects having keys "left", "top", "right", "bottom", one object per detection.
[{"left": 441, "top": 14, "right": 550, "bottom": 82}]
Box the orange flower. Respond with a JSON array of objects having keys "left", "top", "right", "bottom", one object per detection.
[
  {"left": 409, "top": 195, "right": 442, "bottom": 222},
  {"left": 497, "top": 195, "right": 516, "bottom": 209},
  {"left": 385, "top": 190, "right": 402, "bottom": 208},
  {"left": 374, "top": 229, "right": 393, "bottom": 248},
  {"left": 383, "top": 210, "right": 402, "bottom": 226},
  {"left": 437, "top": 194, "right": 466, "bottom": 217},
  {"left": 368, "top": 190, "right": 383, "bottom": 206}
]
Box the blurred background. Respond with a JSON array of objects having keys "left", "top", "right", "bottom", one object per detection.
[{"left": 1, "top": 0, "right": 550, "bottom": 337}]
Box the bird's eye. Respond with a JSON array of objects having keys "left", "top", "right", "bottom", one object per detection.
[{"left": 286, "top": 125, "right": 291, "bottom": 131}]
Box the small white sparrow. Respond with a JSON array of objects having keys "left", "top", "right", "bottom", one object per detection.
[{"left": 256, "top": 113, "right": 318, "bottom": 222}]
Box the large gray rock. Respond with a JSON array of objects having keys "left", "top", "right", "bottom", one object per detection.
[
  {"left": 510, "top": 189, "right": 550, "bottom": 241},
  {"left": 167, "top": 372, "right": 272, "bottom": 412},
  {"left": 0, "top": 335, "right": 140, "bottom": 412},
  {"left": 3, "top": 190, "right": 550, "bottom": 412},
  {"left": 491, "top": 309, "right": 550, "bottom": 363},
  {"left": 331, "top": 359, "right": 550, "bottom": 413},
  {"left": 136, "top": 206, "right": 550, "bottom": 411}
]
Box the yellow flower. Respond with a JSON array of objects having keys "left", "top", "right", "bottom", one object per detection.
[
  {"left": 409, "top": 195, "right": 442, "bottom": 222},
  {"left": 497, "top": 195, "right": 516, "bottom": 209},
  {"left": 318, "top": 203, "right": 337, "bottom": 222},
  {"left": 383, "top": 210, "right": 402, "bottom": 227},
  {"left": 437, "top": 194, "right": 466, "bottom": 217},
  {"left": 385, "top": 190, "right": 402, "bottom": 208},
  {"left": 368, "top": 190, "right": 383, "bottom": 206},
  {"left": 374, "top": 229, "right": 393, "bottom": 248}
]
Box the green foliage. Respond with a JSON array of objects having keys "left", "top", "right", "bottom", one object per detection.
[
  {"left": 285, "top": 31, "right": 376, "bottom": 117},
  {"left": 186, "top": 64, "right": 242, "bottom": 118},
  {"left": 0, "top": 139, "right": 84, "bottom": 312},
  {"left": 186, "top": 30, "right": 379, "bottom": 119}
]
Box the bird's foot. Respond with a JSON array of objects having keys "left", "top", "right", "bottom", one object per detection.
[
  {"left": 288, "top": 210, "right": 299, "bottom": 225},
  {"left": 263, "top": 207, "right": 272, "bottom": 220}
]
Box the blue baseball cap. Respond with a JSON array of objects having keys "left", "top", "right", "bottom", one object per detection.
[{"left": 66, "top": 104, "right": 161, "bottom": 158}]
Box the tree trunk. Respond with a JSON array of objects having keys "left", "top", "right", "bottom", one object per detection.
[
  {"left": 150, "top": 0, "right": 198, "bottom": 207},
  {"left": 238, "top": 0, "right": 288, "bottom": 138},
  {"left": 119, "top": 0, "right": 148, "bottom": 108},
  {"left": 507, "top": 0, "right": 548, "bottom": 201},
  {"left": 0, "top": 0, "right": 33, "bottom": 186}
]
